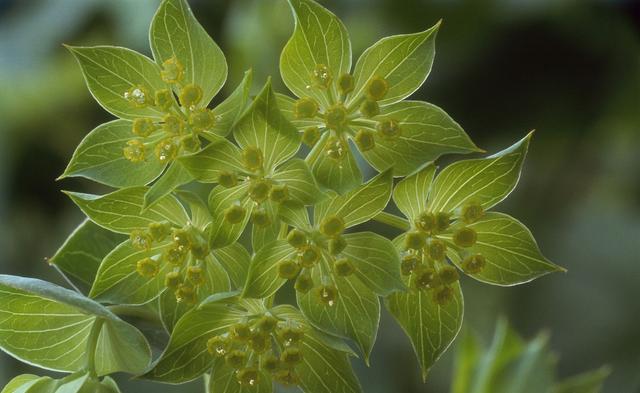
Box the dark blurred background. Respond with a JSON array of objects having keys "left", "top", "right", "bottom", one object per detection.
[{"left": 0, "top": 0, "right": 638, "bottom": 392}]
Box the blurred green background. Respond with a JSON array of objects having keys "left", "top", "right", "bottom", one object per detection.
[{"left": 0, "top": 0, "right": 638, "bottom": 392}]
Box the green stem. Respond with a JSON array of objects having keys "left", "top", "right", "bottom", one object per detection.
[
  {"left": 373, "top": 211, "right": 410, "bottom": 231},
  {"left": 86, "top": 318, "right": 104, "bottom": 377}
]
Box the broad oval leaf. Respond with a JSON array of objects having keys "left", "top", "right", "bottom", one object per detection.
[
  {"left": 271, "top": 158, "right": 321, "bottom": 205},
  {"left": 277, "top": 201, "right": 311, "bottom": 230},
  {"left": 143, "top": 161, "right": 194, "bottom": 210},
  {"left": 65, "top": 186, "right": 188, "bottom": 234},
  {"left": 205, "top": 69, "right": 253, "bottom": 139},
  {"left": 208, "top": 184, "right": 253, "bottom": 249},
  {"left": 179, "top": 138, "right": 244, "bottom": 183},
  {"left": 0, "top": 275, "right": 151, "bottom": 376},
  {"left": 306, "top": 132, "right": 362, "bottom": 194},
  {"left": 242, "top": 240, "right": 297, "bottom": 299},
  {"left": 358, "top": 101, "right": 480, "bottom": 176},
  {"left": 349, "top": 23, "right": 439, "bottom": 107},
  {"left": 150, "top": 0, "right": 227, "bottom": 105},
  {"left": 392, "top": 163, "right": 436, "bottom": 221},
  {"left": 67, "top": 46, "right": 170, "bottom": 120},
  {"left": 427, "top": 133, "right": 531, "bottom": 213},
  {"left": 444, "top": 212, "right": 565, "bottom": 286},
  {"left": 213, "top": 243, "right": 252, "bottom": 289},
  {"left": 280, "top": 0, "right": 352, "bottom": 107},
  {"left": 60, "top": 120, "right": 166, "bottom": 187}
]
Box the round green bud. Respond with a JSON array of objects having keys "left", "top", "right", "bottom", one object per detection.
[
  {"left": 280, "top": 346, "right": 303, "bottom": 366},
  {"left": 359, "top": 100, "right": 380, "bottom": 118},
  {"left": 298, "top": 244, "right": 321, "bottom": 268},
  {"left": 269, "top": 184, "right": 290, "bottom": 204},
  {"left": 224, "top": 204, "right": 246, "bottom": 224},
  {"left": 461, "top": 202, "right": 485, "bottom": 224},
  {"left": 148, "top": 221, "right": 172, "bottom": 242},
  {"left": 287, "top": 229, "right": 307, "bottom": 249},
  {"left": 249, "top": 180, "right": 272, "bottom": 203},
  {"left": 324, "top": 104, "right": 348, "bottom": 130},
  {"left": 278, "top": 259, "right": 300, "bottom": 280},
  {"left": 320, "top": 215, "right": 345, "bottom": 237},
  {"left": 225, "top": 349, "right": 247, "bottom": 369},
  {"left": 312, "top": 63, "right": 332, "bottom": 88},
  {"left": 328, "top": 236, "right": 347, "bottom": 255},
  {"left": 316, "top": 285, "right": 337, "bottom": 306},
  {"left": 188, "top": 108, "right": 216, "bottom": 131},
  {"left": 324, "top": 136, "right": 347, "bottom": 160},
  {"left": 439, "top": 265, "right": 460, "bottom": 285},
  {"left": 175, "top": 284, "right": 196, "bottom": 304},
  {"left": 255, "top": 314, "right": 278, "bottom": 333},
  {"left": 124, "top": 85, "right": 151, "bottom": 107},
  {"left": 163, "top": 245, "right": 187, "bottom": 265},
  {"left": 334, "top": 258, "right": 355, "bottom": 277},
  {"left": 154, "top": 137, "right": 179, "bottom": 163},
  {"left": 401, "top": 254, "right": 419, "bottom": 276},
  {"left": 242, "top": 146, "right": 264, "bottom": 171},
  {"left": 427, "top": 239, "right": 447, "bottom": 261},
  {"left": 252, "top": 208, "right": 272, "bottom": 228},
  {"left": 217, "top": 170, "right": 237, "bottom": 188},
  {"left": 249, "top": 332, "right": 270, "bottom": 354},
  {"left": 277, "top": 325, "right": 305, "bottom": 346},
  {"left": 274, "top": 369, "right": 300, "bottom": 386},
  {"left": 354, "top": 129, "right": 375, "bottom": 152},
  {"left": 415, "top": 212, "right": 436, "bottom": 233},
  {"left": 164, "top": 271, "right": 182, "bottom": 289},
  {"left": 136, "top": 258, "right": 159, "bottom": 278},
  {"left": 236, "top": 367, "right": 260, "bottom": 387},
  {"left": 434, "top": 212, "right": 451, "bottom": 233},
  {"left": 162, "top": 114, "right": 184, "bottom": 135},
  {"left": 179, "top": 83, "right": 203, "bottom": 107},
  {"left": 130, "top": 229, "right": 153, "bottom": 250},
  {"left": 453, "top": 227, "right": 477, "bottom": 248},
  {"left": 260, "top": 353, "right": 280, "bottom": 372},
  {"left": 461, "top": 254, "right": 486, "bottom": 274},
  {"left": 123, "top": 139, "right": 146, "bottom": 163},
  {"left": 366, "top": 76, "right": 389, "bottom": 101},
  {"left": 229, "top": 322, "right": 252, "bottom": 342},
  {"left": 154, "top": 89, "right": 174, "bottom": 111},
  {"left": 412, "top": 266, "right": 437, "bottom": 290},
  {"left": 302, "top": 126, "right": 321, "bottom": 147},
  {"left": 376, "top": 118, "right": 401, "bottom": 139},
  {"left": 294, "top": 272, "right": 314, "bottom": 293},
  {"left": 206, "top": 336, "right": 229, "bottom": 357},
  {"left": 160, "top": 57, "right": 184, "bottom": 84},
  {"left": 404, "top": 230, "right": 427, "bottom": 250},
  {"left": 187, "top": 266, "right": 206, "bottom": 286},
  {"left": 337, "top": 73, "right": 354, "bottom": 95},
  {"left": 132, "top": 118, "right": 157, "bottom": 137},
  {"left": 294, "top": 97, "right": 319, "bottom": 119},
  {"left": 432, "top": 285, "right": 454, "bottom": 306}
]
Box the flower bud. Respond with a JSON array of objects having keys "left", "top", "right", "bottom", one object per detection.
[
  {"left": 412, "top": 266, "right": 437, "bottom": 290},
  {"left": 432, "top": 285, "right": 454, "bottom": 306},
  {"left": 274, "top": 369, "right": 300, "bottom": 386},
  {"left": 236, "top": 367, "right": 259, "bottom": 386},
  {"left": 328, "top": 236, "right": 347, "bottom": 255},
  {"left": 287, "top": 229, "right": 307, "bottom": 249},
  {"left": 123, "top": 139, "right": 146, "bottom": 162},
  {"left": 160, "top": 57, "right": 184, "bottom": 84},
  {"left": 324, "top": 104, "right": 348, "bottom": 130},
  {"left": 427, "top": 239, "right": 447, "bottom": 261},
  {"left": 404, "top": 230, "right": 426, "bottom": 250},
  {"left": 461, "top": 254, "right": 486, "bottom": 274},
  {"left": 277, "top": 325, "right": 305, "bottom": 346},
  {"left": 162, "top": 114, "right": 184, "bottom": 135},
  {"left": 359, "top": 100, "right": 380, "bottom": 118},
  {"left": 415, "top": 212, "right": 436, "bottom": 233},
  {"left": 132, "top": 118, "right": 157, "bottom": 137},
  {"left": 377, "top": 119, "right": 401, "bottom": 139},
  {"left": 130, "top": 229, "right": 153, "bottom": 250},
  {"left": 294, "top": 272, "right": 313, "bottom": 293},
  {"left": 334, "top": 258, "right": 355, "bottom": 277},
  {"left": 461, "top": 202, "right": 484, "bottom": 224},
  {"left": 242, "top": 146, "right": 264, "bottom": 171},
  {"left": 224, "top": 204, "right": 246, "bottom": 224},
  {"left": 320, "top": 215, "right": 345, "bottom": 237},
  {"left": 260, "top": 353, "right": 280, "bottom": 372},
  {"left": 124, "top": 85, "right": 151, "bottom": 107},
  {"left": 187, "top": 266, "right": 205, "bottom": 286},
  {"left": 229, "top": 322, "right": 252, "bottom": 342},
  {"left": 148, "top": 221, "right": 172, "bottom": 241},
  {"left": 324, "top": 136, "right": 347, "bottom": 160},
  {"left": 278, "top": 259, "right": 300, "bottom": 280},
  {"left": 252, "top": 208, "right": 272, "bottom": 228},
  {"left": 401, "top": 254, "right": 419, "bottom": 276},
  {"left": 217, "top": 170, "right": 237, "bottom": 188},
  {"left": 136, "top": 258, "right": 159, "bottom": 278},
  {"left": 154, "top": 89, "right": 174, "bottom": 111},
  {"left": 154, "top": 137, "right": 179, "bottom": 163},
  {"left": 337, "top": 73, "right": 354, "bottom": 95},
  {"left": 255, "top": 314, "right": 278, "bottom": 333},
  {"left": 366, "top": 76, "right": 389, "bottom": 101},
  {"left": 225, "top": 350, "right": 246, "bottom": 369},
  {"left": 302, "top": 126, "right": 321, "bottom": 147},
  {"left": 269, "top": 184, "right": 289, "bottom": 204},
  {"left": 175, "top": 284, "right": 196, "bottom": 304},
  {"left": 354, "top": 129, "right": 375, "bottom": 152},
  {"left": 164, "top": 271, "right": 181, "bottom": 289},
  {"left": 163, "top": 245, "right": 187, "bottom": 266},
  {"left": 312, "top": 64, "right": 332, "bottom": 88},
  {"left": 294, "top": 97, "right": 319, "bottom": 119},
  {"left": 188, "top": 230, "right": 210, "bottom": 259},
  {"left": 172, "top": 228, "right": 191, "bottom": 250},
  {"left": 438, "top": 265, "right": 460, "bottom": 285},
  {"left": 249, "top": 180, "right": 271, "bottom": 203},
  {"left": 280, "top": 346, "right": 303, "bottom": 366},
  {"left": 188, "top": 108, "right": 216, "bottom": 131},
  {"left": 182, "top": 135, "right": 201, "bottom": 153},
  {"left": 179, "top": 84, "right": 203, "bottom": 107},
  {"left": 250, "top": 332, "right": 270, "bottom": 353},
  {"left": 453, "top": 227, "right": 477, "bottom": 248},
  {"left": 207, "top": 335, "right": 229, "bottom": 357},
  {"left": 298, "top": 244, "right": 321, "bottom": 268},
  {"left": 434, "top": 212, "right": 450, "bottom": 233},
  {"left": 316, "top": 285, "right": 337, "bottom": 306}
]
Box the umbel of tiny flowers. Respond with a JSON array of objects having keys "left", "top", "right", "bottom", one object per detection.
[{"left": 279, "top": 0, "right": 481, "bottom": 193}]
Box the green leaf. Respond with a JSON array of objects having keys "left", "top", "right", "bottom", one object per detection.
[
  {"left": 1, "top": 375, "right": 44, "bottom": 393},
  {"left": 341, "top": 232, "right": 404, "bottom": 296},
  {"left": 144, "top": 301, "right": 246, "bottom": 383},
  {"left": 179, "top": 138, "right": 244, "bottom": 183},
  {"left": 59, "top": 120, "right": 166, "bottom": 187},
  {"left": 0, "top": 275, "right": 151, "bottom": 376},
  {"left": 428, "top": 133, "right": 531, "bottom": 213},
  {"left": 251, "top": 201, "right": 282, "bottom": 252},
  {"left": 314, "top": 169, "right": 392, "bottom": 229},
  {"left": 271, "top": 158, "right": 321, "bottom": 205},
  {"left": 272, "top": 305, "right": 363, "bottom": 393},
  {"left": 392, "top": 163, "right": 436, "bottom": 221},
  {"left": 357, "top": 101, "right": 480, "bottom": 176},
  {"left": 48, "top": 219, "right": 125, "bottom": 287},
  {"left": 277, "top": 201, "right": 311, "bottom": 229},
  {"left": 306, "top": 132, "right": 362, "bottom": 194},
  {"left": 242, "top": 240, "right": 297, "bottom": 299},
  {"left": 444, "top": 213, "right": 565, "bottom": 286},
  {"left": 213, "top": 243, "right": 252, "bottom": 289},
  {"left": 280, "top": 0, "right": 351, "bottom": 107},
  {"left": 451, "top": 329, "right": 482, "bottom": 393},
  {"left": 298, "top": 264, "right": 380, "bottom": 363},
  {"left": 65, "top": 186, "right": 188, "bottom": 234},
  {"left": 89, "top": 239, "right": 171, "bottom": 305},
  {"left": 492, "top": 334, "right": 555, "bottom": 393},
  {"left": 554, "top": 366, "right": 611, "bottom": 393},
  {"left": 150, "top": 0, "right": 227, "bottom": 105},
  {"left": 386, "top": 281, "right": 464, "bottom": 382},
  {"left": 209, "top": 359, "right": 272, "bottom": 393},
  {"left": 349, "top": 23, "right": 440, "bottom": 107},
  {"left": 67, "top": 46, "right": 170, "bottom": 120},
  {"left": 208, "top": 184, "right": 253, "bottom": 249},
  {"left": 143, "top": 161, "right": 193, "bottom": 210},
  {"left": 176, "top": 190, "right": 212, "bottom": 230},
  {"left": 205, "top": 69, "right": 253, "bottom": 139},
  {"left": 233, "top": 80, "right": 300, "bottom": 172}
]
